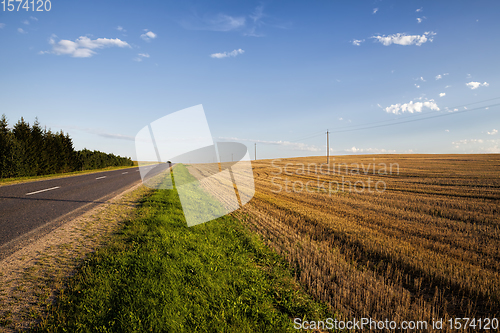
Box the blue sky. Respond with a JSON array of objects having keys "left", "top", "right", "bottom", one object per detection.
[{"left": 1, "top": 0, "right": 499, "bottom": 160}]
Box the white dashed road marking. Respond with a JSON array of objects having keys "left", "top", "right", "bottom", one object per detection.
[
  {"left": 26, "top": 186, "right": 60, "bottom": 196},
  {"left": 96, "top": 176, "right": 107, "bottom": 180}
]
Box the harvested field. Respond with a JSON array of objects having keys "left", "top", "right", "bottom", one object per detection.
[{"left": 229, "top": 154, "right": 500, "bottom": 329}]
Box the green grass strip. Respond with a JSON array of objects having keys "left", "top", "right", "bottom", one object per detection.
[{"left": 37, "top": 165, "right": 332, "bottom": 332}]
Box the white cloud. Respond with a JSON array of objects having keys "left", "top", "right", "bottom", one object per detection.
[
  {"left": 22, "top": 20, "right": 30, "bottom": 25},
  {"left": 116, "top": 26, "right": 125, "bottom": 32},
  {"left": 17, "top": 28, "right": 27, "bottom": 34},
  {"left": 347, "top": 147, "right": 397, "bottom": 154},
  {"left": 351, "top": 39, "right": 364, "bottom": 46},
  {"left": 183, "top": 8, "right": 282, "bottom": 37},
  {"left": 210, "top": 48, "right": 244, "bottom": 59},
  {"left": 453, "top": 139, "right": 484, "bottom": 145},
  {"left": 69, "top": 126, "right": 135, "bottom": 141},
  {"left": 373, "top": 8, "right": 378, "bottom": 14},
  {"left": 466, "top": 73, "right": 472, "bottom": 78},
  {"left": 372, "top": 31, "right": 436, "bottom": 46},
  {"left": 97, "top": 132, "right": 135, "bottom": 141},
  {"left": 250, "top": 5, "right": 264, "bottom": 23},
  {"left": 416, "top": 7, "right": 423, "bottom": 12},
  {"left": 245, "top": 5, "right": 285, "bottom": 37},
  {"left": 415, "top": 84, "right": 420, "bottom": 88},
  {"left": 417, "top": 76, "right": 425, "bottom": 81},
  {"left": 445, "top": 85, "right": 451, "bottom": 88},
  {"left": 141, "top": 30, "right": 157, "bottom": 41},
  {"left": 218, "top": 136, "right": 321, "bottom": 152},
  {"left": 435, "top": 73, "right": 448, "bottom": 80},
  {"left": 466, "top": 81, "right": 489, "bottom": 90},
  {"left": 134, "top": 53, "right": 150, "bottom": 62},
  {"left": 210, "top": 14, "right": 245, "bottom": 31},
  {"left": 445, "top": 129, "right": 450, "bottom": 132},
  {"left": 0, "top": 23, "right": 5, "bottom": 29},
  {"left": 487, "top": 129, "right": 498, "bottom": 135},
  {"left": 47, "top": 36, "right": 130, "bottom": 58},
  {"left": 439, "top": 93, "right": 446, "bottom": 97},
  {"left": 243, "top": 27, "right": 265, "bottom": 37},
  {"left": 184, "top": 14, "right": 246, "bottom": 32},
  {"left": 416, "top": 17, "right": 426, "bottom": 23},
  {"left": 339, "top": 117, "right": 343, "bottom": 121},
  {"left": 30, "top": 16, "right": 38, "bottom": 21},
  {"left": 384, "top": 98, "right": 440, "bottom": 114},
  {"left": 452, "top": 138, "right": 500, "bottom": 153}
]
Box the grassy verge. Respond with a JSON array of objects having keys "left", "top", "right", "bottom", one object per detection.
[
  {"left": 0, "top": 182, "right": 151, "bottom": 332},
  {"left": 37, "top": 165, "right": 332, "bottom": 332},
  {"left": 0, "top": 165, "right": 137, "bottom": 187}
]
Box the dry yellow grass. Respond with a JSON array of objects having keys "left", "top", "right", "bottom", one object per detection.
[
  {"left": 233, "top": 154, "right": 499, "bottom": 329},
  {"left": 0, "top": 183, "right": 152, "bottom": 332}
]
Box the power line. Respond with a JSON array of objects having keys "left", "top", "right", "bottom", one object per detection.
[
  {"left": 247, "top": 97, "right": 499, "bottom": 151},
  {"left": 331, "top": 102, "right": 500, "bottom": 134},
  {"left": 284, "top": 96, "right": 500, "bottom": 143},
  {"left": 288, "top": 129, "right": 325, "bottom": 143},
  {"left": 330, "top": 96, "right": 500, "bottom": 131},
  {"left": 289, "top": 132, "right": 324, "bottom": 142}
]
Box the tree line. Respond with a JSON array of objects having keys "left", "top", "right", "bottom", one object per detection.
[{"left": 0, "top": 115, "right": 134, "bottom": 179}]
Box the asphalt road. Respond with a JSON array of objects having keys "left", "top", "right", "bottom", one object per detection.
[{"left": 0, "top": 164, "right": 170, "bottom": 259}]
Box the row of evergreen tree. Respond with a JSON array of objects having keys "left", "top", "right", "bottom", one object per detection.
[{"left": 0, "top": 115, "right": 134, "bottom": 179}]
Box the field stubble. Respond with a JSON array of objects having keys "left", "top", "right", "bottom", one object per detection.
[{"left": 228, "top": 154, "right": 500, "bottom": 329}]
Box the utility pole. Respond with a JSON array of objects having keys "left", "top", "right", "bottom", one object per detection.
[
  {"left": 255, "top": 143, "right": 257, "bottom": 161},
  {"left": 232, "top": 153, "right": 234, "bottom": 162},
  {"left": 326, "top": 129, "right": 330, "bottom": 164}
]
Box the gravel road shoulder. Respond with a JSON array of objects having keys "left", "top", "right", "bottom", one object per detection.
[{"left": 0, "top": 182, "right": 153, "bottom": 332}]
